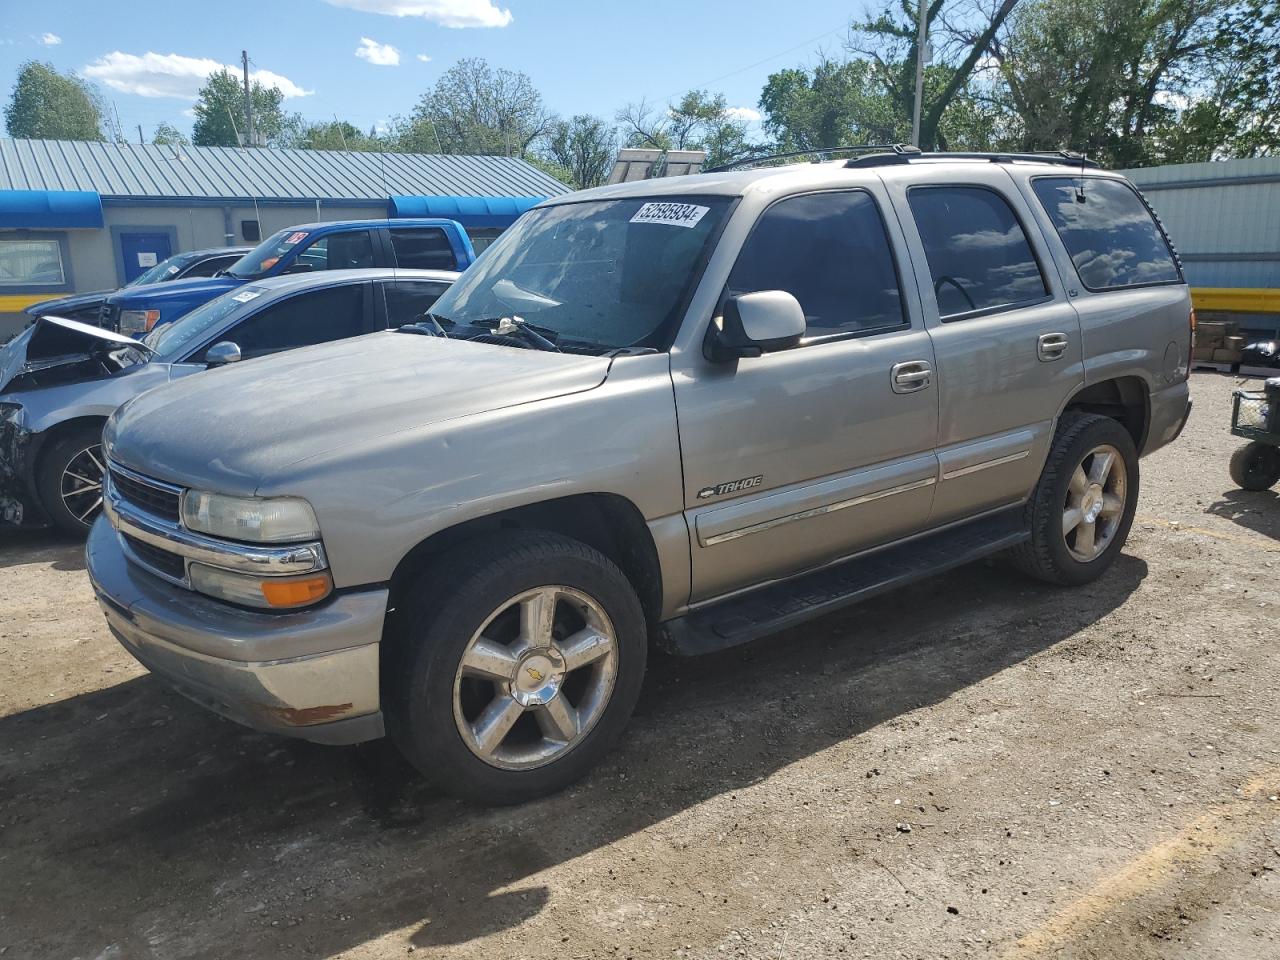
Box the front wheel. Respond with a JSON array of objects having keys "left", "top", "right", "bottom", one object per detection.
[
  {"left": 1009, "top": 413, "right": 1140, "bottom": 586},
  {"left": 36, "top": 424, "right": 107, "bottom": 536},
  {"left": 1229, "top": 442, "right": 1280, "bottom": 491},
  {"left": 385, "top": 532, "right": 647, "bottom": 804}
]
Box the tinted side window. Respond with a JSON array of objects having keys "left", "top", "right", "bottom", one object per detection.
[
  {"left": 390, "top": 228, "right": 456, "bottom": 270},
  {"left": 907, "top": 186, "right": 1048, "bottom": 319},
  {"left": 218, "top": 284, "right": 365, "bottom": 359},
  {"left": 1032, "top": 178, "right": 1180, "bottom": 290},
  {"left": 382, "top": 280, "right": 450, "bottom": 326},
  {"left": 183, "top": 254, "right": 238, "bottom": 278},
  {"left": 726, "top": 191, "right": 904, "bottom": 337},
  {"left": 296, "top": 230, "right": 375, "bottom": 272}
]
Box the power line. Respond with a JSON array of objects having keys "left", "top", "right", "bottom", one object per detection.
[{"left": 651, "top": 22, "right": 849, "bottom": 104}]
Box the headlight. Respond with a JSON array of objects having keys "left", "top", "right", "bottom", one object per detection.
[
  {"left": 181, "top": 491, "right": 320, "bottom": 543},
  {"left": 189, "top": 563, "right": 332, "bottom": 609},
  {"left": 119, "top": 309, "right": 160, "bottom": 335}
]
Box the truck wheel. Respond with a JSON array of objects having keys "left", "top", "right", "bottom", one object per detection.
[
  {"left": 1229, "top": 442, "right": 1280, "bottom": 491},
  {"left": 385, "top": 531, "right": 647, "bottom": 805},
  {"left": 1008, "top": 413, "right": 1139, "bottom": 586},
  {"left": 36, "top": 424, "right": 107, "bottom": 536}
]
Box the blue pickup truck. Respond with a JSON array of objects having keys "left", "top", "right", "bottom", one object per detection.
[{"left": 101, "top": 218, "right": 476, "bottom": 335}]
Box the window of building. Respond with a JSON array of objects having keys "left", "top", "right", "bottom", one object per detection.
[
  {"left": 241, "top": 219, "right": 261, "bottom": 242},
  {"left": 907, "top": 186, "right": 1048, "bottom": 319},
  {"left": 0, "top": 238, "right": 66, "bottom": 287},
  {"left": 725, "top": 191, "right": 906, "bottom": 339},
  {"left": 1031, "top": 177, "right": 1181, "bottom": 290}
]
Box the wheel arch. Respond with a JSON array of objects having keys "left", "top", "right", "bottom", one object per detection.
[
  {"left": 387, "top": 492, "right": 665, "bottom": 629},
  {"left": 1059, "top": 376, "right": 1150, "bottom": 452}
]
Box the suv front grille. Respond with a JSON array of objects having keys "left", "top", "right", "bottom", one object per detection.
[
  {"left": 109, "top": 466, "right": 181, "bottom": 522},
  {"left": 122, "top": 534, "right": 186, "bottom": 582}
]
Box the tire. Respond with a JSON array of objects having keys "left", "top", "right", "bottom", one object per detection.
[
  {"left": 1228, "top": 442, "right": 1280, "bottom": 491},
  {"left": 384, "top": 531, "right": 648, "bottom": 805},
  {"left": 35, "top": 423, "right": 107, "bottom": 536},
  {"left": 1008, "top": 413, "right": 1140, "bottom": 586}
]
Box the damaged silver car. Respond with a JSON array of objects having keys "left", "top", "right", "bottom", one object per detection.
[{"left": 1, "top": 268, "right": 456, "bottom": 533}]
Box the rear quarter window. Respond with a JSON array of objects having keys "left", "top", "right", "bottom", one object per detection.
[{"left": 1031, "top": 178, "right": 1181, "bottom": 291}]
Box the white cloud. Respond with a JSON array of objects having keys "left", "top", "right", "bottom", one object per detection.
[
  {"left": 726, "top": 106, "right": 762, "bottom": 124},
  {"left": 416, "top": 53, "right": 432, "bottom": 62},
  {"left": 39, "top": 32, "right": 62, "bottom": 46},
  {"left": 323, "top": 0, "right": 512, "bottom": 29},
  {"left": 355, "top": 37, "right": 400, "bottom": 65},
  {"left": 83, "top": 51, "right": 312, "bottom": 100}
]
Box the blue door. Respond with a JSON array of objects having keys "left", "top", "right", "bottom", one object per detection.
[{"left": 119, "top": 231, "right": 173, "bottom": 283}]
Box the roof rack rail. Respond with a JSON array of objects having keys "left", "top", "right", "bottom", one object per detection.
[
  {"left": 705, "top": 144, "right": 914, "bottom": 173},
  {"left": 846, "top": 149, "right": 1100, "bottom": 169}
]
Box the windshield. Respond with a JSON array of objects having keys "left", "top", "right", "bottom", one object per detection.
[
  {"left": 128, "top": 252, "right": 196, "bottom": 287},
  {"left": 427, "top": 197, "right": 731, "bottom": 352},
  {"left": 147, "top": 287, "right": 263, "bottom": 360},
  {"left": 228, "top": 229, "right": 310, "bottom": 279}
]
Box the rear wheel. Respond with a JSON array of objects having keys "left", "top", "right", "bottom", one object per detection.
[
  {"left": 1009, "top": 413, "right": 1139, "bottom": 586},
  {"left": 385, "top": 531, "right": 647, "bottom": 804},
  {"left": 36, "top": 424, "right": 107, "bottom": 536},
  {"left": 1228, "top": 442, "right": 1280, "bottom": 491}
]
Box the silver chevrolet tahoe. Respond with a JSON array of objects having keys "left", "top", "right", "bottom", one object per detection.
[{"left": 88, "top": 151, "right": 1193, "bottom": 804}]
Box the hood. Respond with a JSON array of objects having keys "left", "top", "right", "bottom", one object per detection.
[
  {"left": 0, "top": 316, "right": 149, "bottom": 394},
  {"left": 105, "top": 331, "right": 612, "bottom": 492},
  {"left": 109, "top": 275, "right": 240, "bottom": 307},
  {"left": 24, "top": 290, "right": 113, "bottom": 317}
]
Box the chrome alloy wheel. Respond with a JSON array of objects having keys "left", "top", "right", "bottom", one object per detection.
[
  {"left": 1062, "top": 443, "right": 1127, "bottom": 562},
  {"left": 60, "top": 443, "right": 106, "bottom": 527},
  {"left": 452, "top": 585, "right": 619, "bottom": 770}
]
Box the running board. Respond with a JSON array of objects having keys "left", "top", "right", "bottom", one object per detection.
[{"left": 663, "top": 509, "right": 1029, "bottom": 656}]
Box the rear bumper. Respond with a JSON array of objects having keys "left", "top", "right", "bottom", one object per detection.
[
  {"left": 1143, "top": 380, "right": 1193, "bottom": 457},
  {"left": 86, "top": 516, "right": 387, "bottom": 745}
]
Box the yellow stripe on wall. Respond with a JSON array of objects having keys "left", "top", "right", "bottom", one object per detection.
[
  {"left": 1191, "top": 287, "right": 1280, "bottom": 314},
  {"left": 0, "top": 293, "right": 54, "bottom": 312}
]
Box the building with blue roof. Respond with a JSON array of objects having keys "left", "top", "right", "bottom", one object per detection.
[{"left": 0, "top": 137, "right": 569, "bottom": 334}]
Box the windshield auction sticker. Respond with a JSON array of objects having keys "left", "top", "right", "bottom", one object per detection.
[
  {"left": 630, "top": 202, "right": 710, "bottom": 228},
  {"left": 231, "top": 290, "right": 262, "bottom": 303},
  {"left": 284, "top": 232, "right": 308, "bottom": 245}
]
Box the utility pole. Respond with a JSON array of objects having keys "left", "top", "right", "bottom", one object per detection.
[
  {"left": 137, "top": 124, "right": 144, "bottom": 145},
  {"left": 911, "top": 0, "right": 928, "bottom": 147},
  {"left": 241, "top": 50, "right": 254, "bottom": 147}
]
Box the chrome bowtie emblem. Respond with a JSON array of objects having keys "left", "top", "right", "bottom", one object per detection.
[{"left": 525, "top": 666, "right": 546, "bottom": 683}]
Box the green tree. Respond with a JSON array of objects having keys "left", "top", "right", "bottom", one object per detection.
[
  {"left": 848, "top": 0, "right": 1020, "bottom": 149},
  {"left": 281, "top": 118, "right": 384, "bottom": 151},
  {"left": 542, "top": 114, "right": 617, "bottom": 188},
  {"left": 4, "top": 60, "right": 105, "bottom": 141},
  {"left": 760, "top": 58, "right": 902, "bottom": 150},
  {"left": 151, "top": 121, "right": 189, "bottom": 148},
  {"left": 992, "top": 0, "right": 1226, "bottom": 165},
  {"left": 616, "top": 90, "right": 754, "bottom": 169},
  {"left": 1207, "top": 0, "right": 1280, "bottom": 156},
  {"left": 394, "top": 58, "right": 551, "bottom": 157},
  {"left": 191, "top": 69, "right": 286, "bottom": 147}
]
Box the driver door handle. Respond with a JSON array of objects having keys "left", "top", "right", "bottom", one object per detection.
[
  {"left": 891, "top": 360, "right": 932, "bottom": 394},
  {"left": 1038, "top": 332, "right": 1070, "bottom": 361}
]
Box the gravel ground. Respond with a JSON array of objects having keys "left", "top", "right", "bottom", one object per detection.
[{"left": 1, "top": 371, "right": 1278, "bottom": 960}]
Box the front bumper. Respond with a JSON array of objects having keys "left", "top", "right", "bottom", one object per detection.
[
  {"left": 0, "top": 405, "right": 47, "bottom": 527},
  {"left": 86, "top": 516, "right": 387, "bottom": 744}
]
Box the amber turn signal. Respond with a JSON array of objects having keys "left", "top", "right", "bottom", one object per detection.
[{"left": 260, "top": 573, "right": 333, "bottom": 608}]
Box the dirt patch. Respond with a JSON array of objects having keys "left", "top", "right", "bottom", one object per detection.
[{"left": 1, "top": 372, "right": 1278, "bottom": 960}]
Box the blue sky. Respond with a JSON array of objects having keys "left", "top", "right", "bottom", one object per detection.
[{"left": 0, "top": 0, "right": 867, "bottom": 144}]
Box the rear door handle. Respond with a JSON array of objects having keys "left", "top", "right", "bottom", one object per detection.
[
  {"left": 1038, "top": 332, "right": 1069, "bottom": 361},
  {"left": 891, "top": 360, "right": 932, "bottom": 394}
]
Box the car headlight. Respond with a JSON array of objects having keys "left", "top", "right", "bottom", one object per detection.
[
  {"left": 181, "top": 491, "right": 320, "bottom": 543},
  {"left": 119, "top": 309, "right": 160, "bottom": 335}
]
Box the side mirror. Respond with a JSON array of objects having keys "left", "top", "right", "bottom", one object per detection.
[
  {"left": 205, "top": 341, "right": 242, "bottom": 367},
  {"left": 706, "top": 290, "right": 806, "bottom": 362},
  {"left": 283, "top": 262, "right": 314, "bottom": 275}
]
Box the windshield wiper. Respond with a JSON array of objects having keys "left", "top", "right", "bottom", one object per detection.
[
  {"left": 496, "top": 316, "right": 559, "bottom": 352},
  {"left": 396, "top": 312, "right": 451, "bottom": 338}
]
